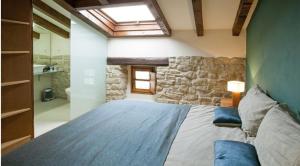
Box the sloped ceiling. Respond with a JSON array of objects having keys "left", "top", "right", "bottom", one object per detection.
[
  {"left": 33, "top": 0, "right": 72, "bottom": 33},
  {"left": 40, "top": 0, "right": 258, "bottom": 35},
  {"left": 157, "top": 0, "right": 257, "bottom": 30},
  {"left": 33, "top": 8, "right": 70, "bottom": 32}
]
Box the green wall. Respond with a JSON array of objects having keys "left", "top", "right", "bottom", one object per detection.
[{"left": 247, "top": 0, "right": 300, "bottom": 119}]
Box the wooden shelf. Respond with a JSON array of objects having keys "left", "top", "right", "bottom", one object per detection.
[
  {"left": 2, "top": 51, "right": 30, "bottom": 54},
  {"left": 2, "top": 135, "right": 32, "bottom": 154},
  {"left": 2, "top": 19, "right": 30, "bottom": 25},
  {"left": 1, "top": 108, "right": 31, "bottom": 119},
  {"left": 2, "top": 0, "right": 34, "bottom": 153},
  {"left": 2, "top": 80, "right": 30, "bottom": 87}
]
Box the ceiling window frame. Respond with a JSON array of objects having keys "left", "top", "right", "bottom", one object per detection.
[
  {"left": 54, "top": 0, "right": 171, "bottom": 37},
  {"left": 100, "top": 4, "right": 155, "bottom": 23}
]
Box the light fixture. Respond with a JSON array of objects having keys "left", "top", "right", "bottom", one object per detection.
[
  {"left": 227, "top": 81, "right": 245, "bottom": 107},
  {"left": 101, "top": 4, "right": 155, "bottom": 23}
]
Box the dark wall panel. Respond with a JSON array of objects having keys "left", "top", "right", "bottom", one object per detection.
[{"left": 247, "top": 0, "right": 300, "bottom": 119}]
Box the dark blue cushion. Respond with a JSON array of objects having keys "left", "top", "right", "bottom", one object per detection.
[
  {"left": 214, "top": 140, "right": 260, "bottom": 166},
  {"left": 213, "top": 107, "right": 241, "bottom": 127}
]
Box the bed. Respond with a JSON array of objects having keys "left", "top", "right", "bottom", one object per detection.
[{"left": 2, "top": 100, "right": 246, "bottom": 166}]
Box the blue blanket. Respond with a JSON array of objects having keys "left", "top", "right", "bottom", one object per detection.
[{"left": 2, "top": 100, "right": 191, "bottom": 166}]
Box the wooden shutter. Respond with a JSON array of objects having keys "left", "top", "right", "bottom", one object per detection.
[
  {"left": 150, "top": 72, "right": 156, "bottom": 94},
  {"left": 1, "top": 0, "right": 34, "bottom": 154}
]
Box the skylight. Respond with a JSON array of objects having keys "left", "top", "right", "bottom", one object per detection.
[{"left": 101, "top": 5, "right": 155, "bottom": 23}]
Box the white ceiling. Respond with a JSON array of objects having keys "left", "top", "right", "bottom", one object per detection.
[{"left": 157, "top": 0, "right": 258, "bottom": 30}]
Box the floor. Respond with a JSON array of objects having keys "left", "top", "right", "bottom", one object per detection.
[{"left": 34, "top": 99, "right": 70, "bottom": 137}]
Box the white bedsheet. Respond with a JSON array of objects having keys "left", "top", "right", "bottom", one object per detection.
[{"left": 165, "top": 105, "right": 247, "bottom": 166}]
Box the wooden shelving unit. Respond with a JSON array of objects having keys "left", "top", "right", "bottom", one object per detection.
[
  {"left": 1, "top": 0, "right": 34, "bottom": 154},
  {"left": 1, "top": 135, "right": 32, "bottom": 154},
  {"left": 2, "top": 80, "right": 30, "bottom": 87},
  {"left": 1, "top": 108, "right": 31, "bottom": 119},
  {"left": 2, "top": 18, "right": 30, "bottom": 25},
  {"left": 2, "top": 51, "right": 30, "bottom": 54}
]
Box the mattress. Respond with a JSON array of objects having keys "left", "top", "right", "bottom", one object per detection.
[
  {"left": 165, "top": 105, "right": 247, "bottom": 166},
  {"left": 2, "top": 100, "right": 191, "bottom": 166},
  {"left": 2, "top": 102, "right": 246, "bottom": 166}
]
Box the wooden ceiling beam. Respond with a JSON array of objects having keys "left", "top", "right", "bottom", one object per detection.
[
  {"left": 192, "top": 0, "right": 204, "bottom": 36},
  {"left": 115, "top": 24, "right": 161, "bottom": 31},
  {"left": 145, "top": 0, "right": 171, "bottom": 36},
  {"left": 33, "top": 31, "right": 40, "bottom": 39},
  {"left": 74, "top": 0, "right": 141, "bottom": 9},
  {"left": 54, "top": 0, "right": 113, "bottom": 37},
  {"left": 98, "top": 0, "right": 109, "bottom": 5},
  {"left": 33, "top": 0, "right": 70, "bottom": 28},
  {"left": 89, "top": 10, "right": 116, "bottom": 30},
  {"left": 74, "top": 1, "right": 144, "bottom": 10},
  {"left": 107, "top": 0, "right": 142, "bottom": 4},
  {"left": 33, "top": 14, "right": 70, "bottom": 38},
  {"left": 107, "top": 57, "right": 169, "bottom": 66},
  {"left": 74, "top": 0, "right": 101, "bottom": 8},
  {"left": 80, "top": 10, "right": 114, "bottom": 33},
  {"left": 232, "top": 0, "right": 254, "bottom": 36}
]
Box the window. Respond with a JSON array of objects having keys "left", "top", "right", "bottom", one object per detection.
[
  {"left": 101, "top": 5, "right": 155, "bottom": 23},
  {"left": 77, "top": 2, "right": 168, "bottom": 37},
  {"left": 131, "top": 66, "right": 156, "bottom": 94}
]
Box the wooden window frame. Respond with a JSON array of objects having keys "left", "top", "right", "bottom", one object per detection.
[
  {"left": 131, "top": 66, "right": 156, "bottom": 95},
  {"left": 54, "top": 0, "right": 172, "bottom": 37}
]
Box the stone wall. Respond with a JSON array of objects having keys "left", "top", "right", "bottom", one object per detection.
[
  {"left": 106, "top": 65, "right": 128, "bottom": 101},
  {"left": 155, "top": 56, "right": 245, "bottom": 105},
  {"left": 34, "top": 54, "right": 70, "bottom": 99},
  {"left": 33, "top": 54, "right": 51, "bottom": 65},
  {"left": 105, "top": 56, "right": 245, "bottom": 106},
  {"left": 51, "top": 55, "right": 70, "bottom": 98}
]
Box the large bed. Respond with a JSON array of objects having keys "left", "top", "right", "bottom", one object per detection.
[{"left": 2, "top": 100, "right": 247, "bottom": 166}]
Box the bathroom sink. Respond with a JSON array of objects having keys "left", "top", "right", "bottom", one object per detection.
[{"left": 33, "top": 64, "right": 46, "bottom": 74}]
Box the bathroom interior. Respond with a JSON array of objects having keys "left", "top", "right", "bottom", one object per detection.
[
  {"left": 31, "top": 0, "right": 107, "bottom": 137},
  {"left": 33, "top": 11, "right": 70, "bottom": 137}
]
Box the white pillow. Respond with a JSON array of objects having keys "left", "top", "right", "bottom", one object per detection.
[
  {"left": 238, "top": 85, "right": 277, "bottom": 136},
  {"left": 254, "top": 106, "right": 300, "bottom": 166}
]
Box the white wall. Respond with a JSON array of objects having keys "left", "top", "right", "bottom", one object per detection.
[
  {"left": 70, "top": 16, "right": 107, "bottom": 119},
  {"left": 108, "top": 30, "right": 246, "bottom": 58},
  {"left": 51, "top": 33, "right": 70, "bottom": 56},
  {"left": 33, "top": 34, "right": 51, "bottom": 102},
  {"left": 33, "top": 34, "right": 51, "bottom": 56},
  {"left": 33, "top": 33, "right": 70, "bottom": 57}
]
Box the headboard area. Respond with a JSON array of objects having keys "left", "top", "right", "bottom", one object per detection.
[{"left": 246, "top": 0, "right": 300, "bottom": 120}]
